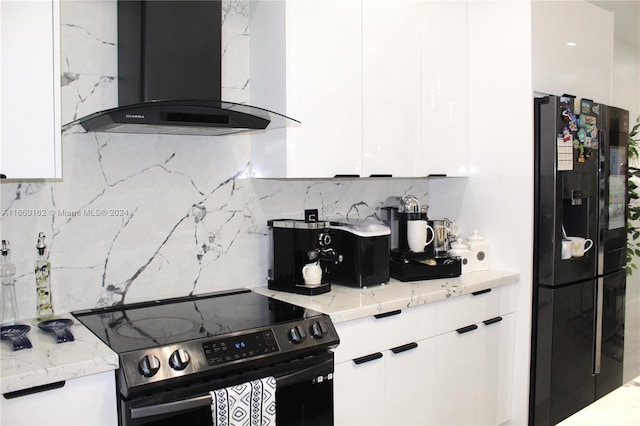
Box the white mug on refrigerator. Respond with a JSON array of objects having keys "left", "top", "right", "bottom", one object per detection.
[
  {"left": 407, "top": 220, "right": 435, "bottom": 253},
  {"left": 568, "top": 236, "right": 593, "bottom": 258}
]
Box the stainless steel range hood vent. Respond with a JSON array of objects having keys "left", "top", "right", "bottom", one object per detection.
[{"left": 65, "top": 0, "right": 298, "bottom": 136}]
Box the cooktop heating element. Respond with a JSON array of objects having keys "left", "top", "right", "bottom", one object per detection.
[{"left": 73, "top": 289, "right": 339, "bottom": 398}]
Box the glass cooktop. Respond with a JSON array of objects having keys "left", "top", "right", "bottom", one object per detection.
[{"left": 73, "top": 289, "right": 315, "bottom": 354}]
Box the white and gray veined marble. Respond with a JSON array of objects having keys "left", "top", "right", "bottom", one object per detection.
[
  {"left": 0, "top": 1, "right": 433, "bottom": 319},
  {"left": 0, "top": 314, "right": 119, "bottom": 394},
  {"left": 253, "top": 270, "right": 520, "bottom": 323}
]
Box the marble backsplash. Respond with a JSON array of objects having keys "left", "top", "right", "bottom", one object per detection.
[{"left": 0, "top": 0, "right": 432, "bottom": 318}]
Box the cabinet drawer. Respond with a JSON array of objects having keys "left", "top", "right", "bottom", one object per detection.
[
  {"left": 334, "top": 303, "right": 436, "bottom": 363},
  {"left": 435, "top": 284, "right": 515, "bottom": 334}
]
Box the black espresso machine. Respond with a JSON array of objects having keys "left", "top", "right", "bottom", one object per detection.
[{"left": 267, "top": 211, "right": 343, "bottom": 295}]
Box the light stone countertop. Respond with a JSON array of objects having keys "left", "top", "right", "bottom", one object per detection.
[
  {"left": 1, "top": 313, "right": 119, "bottom": 394},
  {"left": 557, "top": 376, "right": 640, "bottom": 425},
  {"left": 253, "top": 270, "right": 520, "bottom": 323}
]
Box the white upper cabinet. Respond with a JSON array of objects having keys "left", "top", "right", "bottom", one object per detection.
[
  {"left": 1, "top": 0, "right": 62, "bottom": 179},
  {"left": 419, "top": 0, "right": 469, "bottom": 177},
  {"left": 532, "top": 0, "right": 613, "bottom": 104},
  {"left": 249, "top": 0, "right": 363, "bottom": 178},
  {"left": 363, "top": 0, "right": 469, "bottom": 177},
  {"left": 249, "top": 0, "right": 469, "bottom": 178},
  {"left": 361, "top": 1, "right": 422, "bottom": 178}
]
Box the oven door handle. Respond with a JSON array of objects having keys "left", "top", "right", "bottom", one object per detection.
[{"left": 130, "top": 358, "right": 333, "bottom": 420}]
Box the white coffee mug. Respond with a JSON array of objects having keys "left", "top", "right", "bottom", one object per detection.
[
  {"left": 561, "top": 239, "right": 572, "bottom": 260},
  {"left": 302, "top": 262, "right": 322, "bottom": 285},
  {"left": 407, "top": 220, "right": 435, "bottom": 253},
  {"left": 568, "top": 236, "right": 593, "bottom": 258}
]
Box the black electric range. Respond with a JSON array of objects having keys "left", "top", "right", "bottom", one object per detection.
[{"left": 73, "top": 289, "right": 339, "bottom": 399}]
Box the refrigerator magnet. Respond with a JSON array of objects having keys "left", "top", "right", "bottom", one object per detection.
[{"left": 581, "top": 99, "right": 592, "bottom": 114}]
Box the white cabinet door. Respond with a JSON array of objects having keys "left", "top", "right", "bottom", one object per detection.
[
  {"left": 362, "top": 0, "right": 422, "bottom": 178},
  {"left": 1, "top": 0, "right": 61, "bottom": 179},
  {"left": 433, "top": 325, "right": 479, "bottom": 425},
  {"left": 433, "top": 312, "right": 515, "bottom": 426},
  {"left": 362, "top": 0, "right": 469, "bottom": 178},
  {"left": 384, "top": 339, "right": 437, "bottom": 425},
  {"left": 250, "top": 0, "right": 362, "bottom": 178},
  {"left": 419, "top": 0, "right": 469, "bottom": 177},
  {"left": 476, "top": 313, "right": 515, "bottom": 426},
  {"left": 0, "top": 372, "right": 117, "bottom": 425},
  {"left": 532, "top": 0, "right": 613, "bottom": 104},
  {"left": 334, "top": 354, "right": 385, "bottom": 426}
]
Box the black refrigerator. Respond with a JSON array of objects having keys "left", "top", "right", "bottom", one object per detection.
[{"left": 530, "top": 95, "right": 628, "bottom": 425}]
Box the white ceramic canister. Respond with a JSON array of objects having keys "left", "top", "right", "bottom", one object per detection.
[
  {"left": 466, "top": 230, "right": 490, "bottom": 272},
  {"left": 448, "top": 238, "right": 472, "bottom": 274}
]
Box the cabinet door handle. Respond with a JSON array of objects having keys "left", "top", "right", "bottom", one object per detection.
[
  {"left": 3, "top": 381, "right": 65, "bottom": 399},
  {"left": 333, "top": 174, "right": 360, "bottom": 178},
  {"left": 483, "top": 316, "right": 503, "bottom": 326},
  {"left": 374, "top": 310, "right": 401, "bottom": 319},
  {"left": 471, "top": 288, "right": 492, "bottom": 296},
  {"left": 456, "top": 324, "right": 478, "bottom": 334},
  {"left": 369, "top": 174, "right": 393, "bottom": 178},
  {"left": 353, "top": 352, "right": 383, "bottom": 365},
  {"left": 391, "top": 342, "right": 418, "bottom": 354}
]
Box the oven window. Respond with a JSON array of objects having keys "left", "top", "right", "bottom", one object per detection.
[{"left": 131, "top": 380, "right": 333, "bottom": 426}]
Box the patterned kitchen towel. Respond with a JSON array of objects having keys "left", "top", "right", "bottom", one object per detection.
[{"left": 210, "top": 376, "right": 276, "bottom": 426}]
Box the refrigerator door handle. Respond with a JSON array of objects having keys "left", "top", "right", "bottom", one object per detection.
[
  {"left": 597, "top": 128, "right": 607, "bottom": 276},
  {"left": 593, "top": 277, "right": 604, "bottom": 375}
]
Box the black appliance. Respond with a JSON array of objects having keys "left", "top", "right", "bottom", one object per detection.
[
  {"left": 73, "top": 289, "right": 339, "bottom": 426},
  {"left": 329, "top": 220, "right": 390, "bottom": 287},
  {"left": 380, "top": 197, "right": 461, "bottom": 281},
  {"left": 531, "top": 95, "right": 628, "bottom": 425},
  {"left": 65, "top": 0, "right": 298, "bottom": 136},
  {"left": 267, "top": 218, "right": 342, "bottom": 296}
]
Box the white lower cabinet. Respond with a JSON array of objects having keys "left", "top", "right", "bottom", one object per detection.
[
  {"left": 433, "top": 313, "right": 514, "bottom": 425},
  {"left": 384, "top": 338, "right": 437, "bottom": 425},
  {"left": 1, "top": 371, "right": 117, "bottom": 425},
  {"left": 335, "top": 353, "right": 385, "bottom": 425},
  {"left": 333, "top": 284, "right": 515, "bottom": 425}
]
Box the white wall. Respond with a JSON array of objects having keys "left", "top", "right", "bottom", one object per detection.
[{"left": 429, "top": 2, "right": 533, "bottom": 424}]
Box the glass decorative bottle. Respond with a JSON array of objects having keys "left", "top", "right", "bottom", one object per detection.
[
  {"left": 35, "top": 232, "right": 54, "bottom": 320},
  {"left": 1, "top": 240, "right": 19, "bottom": 325}
]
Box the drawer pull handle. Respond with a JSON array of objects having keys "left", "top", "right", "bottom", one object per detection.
[
  {"left": 471, "top": 288, "right": 492, "bottom": 296},
  {"left": 374, "top": 310, "right": 401, "bottom": 319},
  {"left": 456, "top": 324, "right": 478, "bottom": 334},
  {"left": 483, "top": 316, "right": 503, "bottom": 326},
  {"left": 3, "top": 381, "right": 65, "bottom": 399},
  {"left": 353, "top": 352, "right": 383, "bottom": 365},
  {"left": 391, "top": 342, "right": 418, "bottom": 354}
]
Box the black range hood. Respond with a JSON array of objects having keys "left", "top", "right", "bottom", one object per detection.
[{"left": 67, "top": 0, "right": 298, "bottom": 136}]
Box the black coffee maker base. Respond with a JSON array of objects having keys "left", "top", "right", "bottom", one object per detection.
[
  {"left": 268, "top": 282, "right": 332, "bottom": 296},
  {"left": 389, "top": 256, "right": 461, "bottom": 282}
]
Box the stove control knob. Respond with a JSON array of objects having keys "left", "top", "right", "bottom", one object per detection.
[
  {"left": 289, "top": 325, "right": 307, "bottom": 344},
  {"left": 138, "top": 354, "right": 161, "bottom": 377},
  {"left": 310, "top": 321, "right": 328, "bottom": 338},
  {"left": 169, "top": 348, "right": 191, "bottom": 371}
]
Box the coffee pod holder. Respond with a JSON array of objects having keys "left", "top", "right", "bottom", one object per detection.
[{"left": 389, "top": 255, "right": 461, "bottom": 282}]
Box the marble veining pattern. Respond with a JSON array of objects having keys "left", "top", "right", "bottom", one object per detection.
[
  {"left": 253, "top": 270, "right": 520, "bottom": 323},
  {"left": 0, "top": 0, "right": 432, "bottom": 320},
  {"left": 0, "top": 314, "right": 119, "bottom": 394}
]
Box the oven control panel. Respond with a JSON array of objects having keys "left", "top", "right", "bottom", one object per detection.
[
  {"left": 118, "top": 316, "right": 339, "bottom": 396},
  {"left": 202, "top": 330, "right": 279, "bottom": 366}
]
